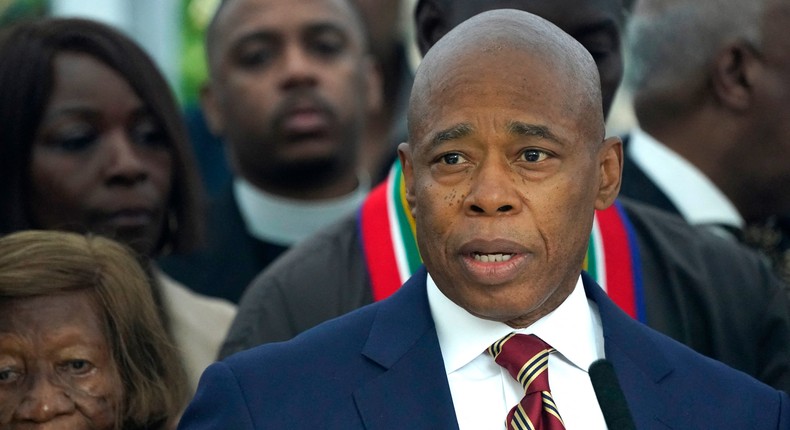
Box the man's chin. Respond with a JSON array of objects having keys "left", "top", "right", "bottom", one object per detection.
[{"left": 270, "top": 156, "right": 348, "bottom": 187}]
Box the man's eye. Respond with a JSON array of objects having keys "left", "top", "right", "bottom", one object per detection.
[
  {"left": 521, "top": 149, "right": 548, "bottom": 162},
  {"left": 236, "top": 45, "right": 275, "bottom": 68},
  {"left": 308, "top": 28, "right": 347, "bottom": 59},
  {"left": 311, "top": 37, "right": 344, "bottom": 57},
  {"left": 441, "top": 153, "right": 467, "bottom": 165}
]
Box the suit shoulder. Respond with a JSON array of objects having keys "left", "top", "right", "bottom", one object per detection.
[
  {"left": 225, "top": 298, "right": 380, "bottom": 373},
  {"left": 662, "top": 330, "right": 788, "bottom": 423},
  {"left": 620, "top": 197, "right": 769, "bottom": 270},
  {"left": 247, "top": 213, "right": 364, "bottom": 290},
  {"left": 608, "top": 311, "right": 789, "bottom": 428}
]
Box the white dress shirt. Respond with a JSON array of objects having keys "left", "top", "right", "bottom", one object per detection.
[
  {"left": 628, "top": 127, "right": 744, "bottom": 236},
  {"left": 233, "top": 176, "right": 368, "bottom": 246},
  {"left": 427, "top": 274, "right": 608, "bottom": 430}
]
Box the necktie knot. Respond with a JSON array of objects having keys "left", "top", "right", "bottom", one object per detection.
[{"left": 489, "top": 333, "right": 554, "bottom": 394}]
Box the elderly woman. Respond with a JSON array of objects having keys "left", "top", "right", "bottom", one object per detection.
[
  {"left": 0, "top": 230, "right": 187, "bottom": 429},
  {"left": 0, "top": 18, "right": 235, "bottom": 390}
]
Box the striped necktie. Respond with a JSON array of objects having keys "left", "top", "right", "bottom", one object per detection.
[{"left": 489, "top": 333, "right": 566, "bottom": 430}]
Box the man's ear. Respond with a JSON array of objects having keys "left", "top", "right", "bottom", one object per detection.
[
  {"left": 594, "top": 136, "right": 623, "bottom": 210},
  {"left": 398, "top": 142, "right": 417, "bottom": 214},
  {"left": 711, "top": 41, "right": 760, "bottom": 111},
  {"left": 199, "top": 82, "right": 224, "bottom": 136},
  {"left": 414, "top": 0, "right": 448, "bottom": 57}
]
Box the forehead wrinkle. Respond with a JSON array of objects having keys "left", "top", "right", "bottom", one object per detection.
[
  {"left": 506, "top": 121, "right": 565, "bottom": 145},
  {"left": 233, "top": 30, "right": 277, "bottom": 47},
  {"left": 233, "top": 18, "right": 351, "bottom": 42}
]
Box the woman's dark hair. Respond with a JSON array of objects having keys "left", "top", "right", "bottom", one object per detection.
[{"left": 0, "top": 17, "right": 203, "bottom": 255}]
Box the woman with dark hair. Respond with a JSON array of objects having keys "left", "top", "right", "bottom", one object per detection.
[
  {"left": 0, "top": 230, "right": 187, "bottom": 429},
  {"left": 0, "top": 17, "right": 236, "bottom": 391}
]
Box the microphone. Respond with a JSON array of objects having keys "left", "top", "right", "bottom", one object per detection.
[{"left": 588, "top": 359, "right": 637, "bottom": 430}]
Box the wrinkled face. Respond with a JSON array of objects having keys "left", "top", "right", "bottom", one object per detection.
[
  {"left": 430, "top": 0, "right": 624, "bottom": 115},
  {"left": 400, "top": 50, "right": 620, "bottom": 327},
  {"left": 0, "top": 291, "right": 123, "bottom": 429},
  {"left": 29, "top": 52, "right": 173, "bottom": 257},
  {"left": 205, "top": 0, "right": 377, "bottom": 187}
]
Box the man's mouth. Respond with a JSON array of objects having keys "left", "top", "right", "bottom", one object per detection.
[{"left": 282, "top": 109, "right": 330, "bottom": 135}]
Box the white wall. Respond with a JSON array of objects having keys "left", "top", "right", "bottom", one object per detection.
[{"left": 49, "top": 0, "right": 182, "bottom": 96}]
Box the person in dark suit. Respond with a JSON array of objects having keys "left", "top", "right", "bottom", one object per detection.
[
  {"left": 221, "top": 0, "right": 790, "bottom": 392},
  {"left": 178, "top": 10, "right": 790, "bottom": 429},
  {"left": 621, "top": 0, "right": 790, "bottom": 280},
  {"left": 159, "top": 0, "right": 382, "bottom": 303}
]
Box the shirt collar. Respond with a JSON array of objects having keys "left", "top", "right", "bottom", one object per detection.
[
  {"left": 427, "top": 273, "right": 604, "bottom": 375},
  {"left": 628, "top": 127, "right": 743, "bottom": 228},
  {"left": 233, "top": 176, "right": 369, "bottom": 246}
]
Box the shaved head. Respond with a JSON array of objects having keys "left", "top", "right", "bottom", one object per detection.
[
  {"left": 398, "top": 9, "right": 622, "bottom": 327},
  {"left": 408, "top": 9, "right": 604, "bottom": 146}
]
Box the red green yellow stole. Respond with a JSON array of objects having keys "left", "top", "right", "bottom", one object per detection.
[{"left": 359, "top": 161, "right": 646, "bottom": 323}]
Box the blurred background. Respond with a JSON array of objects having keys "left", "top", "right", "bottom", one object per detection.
[
  {"left": 1, "top": 0, "right": 216, "bottom": 107},
  {"left": 0, "top": 0, "right": 636, "bottom": 131},
  {"left": 0, "top": 0, "right": 636, "bottom": 198}
]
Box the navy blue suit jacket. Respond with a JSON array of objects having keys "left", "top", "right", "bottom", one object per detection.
[{"left": 178, "top": 268, "right": 789, "bottom": 429}]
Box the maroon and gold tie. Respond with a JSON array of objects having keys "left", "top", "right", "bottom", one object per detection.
[{"left": 488, "top": 333, "right": 566, "bottom": 430}]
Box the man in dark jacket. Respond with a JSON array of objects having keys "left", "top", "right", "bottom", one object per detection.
[{"left": 220, "top": 0, "right": 790, "bottom": 392}]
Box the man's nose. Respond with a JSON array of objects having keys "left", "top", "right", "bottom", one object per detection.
[
  {"left": 464, "top": 158, "right": 523, "bottom": 215},
  {"left": 279, "top": 45, "right": 319, "bottom": 90},
  {"left": 14, "top": 374, "right": 75, "bottom": 423}
]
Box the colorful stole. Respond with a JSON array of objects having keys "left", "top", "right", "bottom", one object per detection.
[{"left": 359, "top": 162, "right": 646, "bottom": 323}]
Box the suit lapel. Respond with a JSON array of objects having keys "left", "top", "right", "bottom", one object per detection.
[
  {"left": 353, "top": 269, "right": 690, "bottom": 429},
  {"left": 583, "top": 272, "right": 687, "bottom": 429},
  {"left": 354, "top": 267, "right": 459, "bottom": 430}
]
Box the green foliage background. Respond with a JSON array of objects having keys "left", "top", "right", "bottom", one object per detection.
[
  {"left": 1, "top": 0, "right": 217, "bottom": 108},
  {"left": 0, "top": 0, "right": 46, "bottom": 26},
  {"left": 180, "top": 0, "right": 218, "bottom": 107}
]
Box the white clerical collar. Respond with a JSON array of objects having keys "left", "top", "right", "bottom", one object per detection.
[
  {"left": 628, "top": 127, "right": 743, "bottom": 229},
  {"left": 427, "top": 272, "right": 604, "bottom": 376},
  {"left": 233, "top": 176, "right": 369, "bottom": 246}
]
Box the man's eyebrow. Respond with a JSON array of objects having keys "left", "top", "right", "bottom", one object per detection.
[
  {"left": 232, "top": 30, "right": 277, "bottom": 49},
  {"left": 304, "top": 22, "right": 350, "bottom": 37},
  {"left": 429, "top": 123, "right": 474, "bottom": 147},
  {"left": 507, "top": 121, "right": 564, "bottom": 144}
]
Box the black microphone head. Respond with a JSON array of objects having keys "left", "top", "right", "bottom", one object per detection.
[{"left": 589, "top": 359, "right": 637, "bottom": 430}]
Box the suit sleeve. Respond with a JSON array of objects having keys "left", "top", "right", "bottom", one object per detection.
[
  {"left": 177, "top": 361, "right": 255, "bottom": 429},
  {"left": 779, "top": 390, "right": 790, "bottom": 430},
  {"left": 758, "top": 275, "right": 790, "bottom": 393}
]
